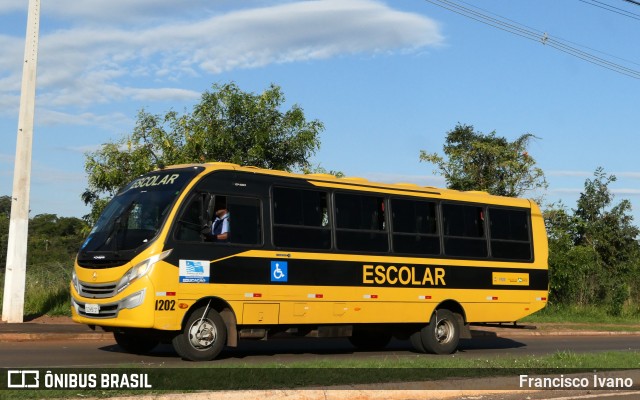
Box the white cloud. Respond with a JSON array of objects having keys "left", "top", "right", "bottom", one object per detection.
[
  {"left": 615, "top": 172, "right": 640, "bottom": 179},
  {"left": 0, "top": 0, "right": 23, "bottom": 14},
  {"left": 0, "top": 0, "right": 443, "bottom": 123},
  {"left": 612, "top": 189, "right": 640, "bottom": 197},
  {"left": 40, "top": 0, "right": 223, "bottom": 25},
  {"left": 36, "top": 109, "right": 131, "bottom": 129},
  {"left": 32, "top": 163, "right": 85, "bottom": 184},
  {"left": 549, "top": 187, "right": 640, "bottom": 198},
  {"left": 549, "top": 188, "right": 582, "bottom": 194},
  {"left": 549, "top": 170, "right": 640, "bottom": 179},
  {"left": 547, "top": 170, "right": 593, "bottom": 178}
]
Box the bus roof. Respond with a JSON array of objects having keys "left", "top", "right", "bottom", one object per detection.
[{"left": 157, "top": 162, "right": 534, "bottom": 208}]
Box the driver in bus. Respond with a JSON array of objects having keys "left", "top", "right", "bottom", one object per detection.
[{"left": 210, "top": 204, "right": 230, "bottom": 242}]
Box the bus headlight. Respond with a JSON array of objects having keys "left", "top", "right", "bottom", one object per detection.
[
  {"left": 71, "top": 269, "right": 80, "bottom": 294},
  {"left": 116, "top": 249, "right": 172, "bottom": 294},
  {"left": 121, "top": 289, "right": 146, "bottom": 310}
]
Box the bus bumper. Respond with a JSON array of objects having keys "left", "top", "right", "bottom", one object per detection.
[{"left": 70, "top": 283, "right": 156, "bottom": 329}]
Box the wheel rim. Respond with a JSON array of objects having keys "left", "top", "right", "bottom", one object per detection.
[
  {"left": 188, "top": 318, "right": 217, "bottom": 350},
  {"left": 435, "top": 318, "right": 455, "bottom": 344}
]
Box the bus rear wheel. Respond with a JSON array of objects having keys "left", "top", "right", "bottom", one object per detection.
[
  {"left": 420, "top": 309, "right": 460, "bottom": 355},
  {"left": 113, "top": 330, "right": 159, "bottom": 354},
  {"left": 409, "top": 330, "right": 426, "bottom": 353},
  {"left": 172, "top": 306, "right": 227, "bottom": 361}
]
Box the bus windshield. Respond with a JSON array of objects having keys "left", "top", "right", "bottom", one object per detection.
[{"left": 80, "top": 168, "right": 202, "bottom": 255}]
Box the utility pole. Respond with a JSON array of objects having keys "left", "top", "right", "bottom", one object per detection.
[{"left": 2, "top": 0, "right": 40, "bottom": 323}]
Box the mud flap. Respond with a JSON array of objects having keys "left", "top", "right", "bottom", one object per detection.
[
  {"left": 220, "top": 308, "right": 238, "bottom": 347},
  {"left": 455, "top": 314, "right": 472, "bottom": 339}
]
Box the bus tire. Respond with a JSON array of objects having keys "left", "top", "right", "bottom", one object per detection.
[
  {"left": 420, "top": 309, "right": 460, "bottom": 355},
  {"left": 409, "top": 330, "right": 426, "bottom": 353},
  {"left": 113, "top": 331, "right": 159, "bottom": 354},
  {"left": 172, "top": 306, "right": 227, "bottom": 361}
]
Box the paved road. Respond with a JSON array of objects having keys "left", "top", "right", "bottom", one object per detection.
[{"left": 1, "top": 334, "right": 639, "bottom": 368}]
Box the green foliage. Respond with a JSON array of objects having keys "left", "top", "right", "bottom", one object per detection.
[
  {"left": 545, "top": 168, "right": 640, "bottom": 315},
  {"left": 0, "top": 262, "right": 72, "bottom": 317},
  {"left": 83, "top": 82, "right": 324, "bottom": 223},
  {"left": 523, "top": 303, "right": 640, "bottom": 324},
  {"left": 301, "top": 163, "right": 345, "bottom": 178},
  {"left": 419, "top": 123, "right": 547, "bottom": 199},
  {"left": 0, "top": 196, "right": 85, "bottom": 318},
  {"left": 0, "top": 197, "right": 88, "bottom": 270}
]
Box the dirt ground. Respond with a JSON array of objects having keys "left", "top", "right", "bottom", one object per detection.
[{"left": 22, "top": 315, "right": 75, "bottom": 324}]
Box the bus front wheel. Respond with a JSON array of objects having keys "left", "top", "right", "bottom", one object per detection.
[
  {"left": 172, "top": 306, "right": 227, "bottom": 361},
  {"left": 420, "top": 309, "right": 460, "bottom": 355}
]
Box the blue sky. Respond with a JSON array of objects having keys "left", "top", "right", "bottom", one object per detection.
[{"left": 1, "top": 0, "right": 639, "bottom": 223}]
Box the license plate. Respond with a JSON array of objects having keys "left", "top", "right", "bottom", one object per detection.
[{"left": 85, "top": 303, "right": 100, "bottom": 314}]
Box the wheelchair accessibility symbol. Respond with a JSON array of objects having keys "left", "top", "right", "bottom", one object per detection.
[{"left": 271, "top": 261, "right": 288, "bottom": 282}]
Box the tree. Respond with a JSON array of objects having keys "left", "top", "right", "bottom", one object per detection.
[
  {"left": 545, "top": 168, "right": 640, "bottom": 315},
  {"left": 27, "top": 214, "right": 88, "bottom": 266},
  {"left": 83, "top": 83, "right": 324, "bottom": 222},
  {"left": 574, "top": 168, "right": 639, "bottom": 314},
  {"left": 419, "top": 124, "right": 547, "bottom": 199},
  {"left": 0, "top": 203, "right": 88, "bottom": 269}
]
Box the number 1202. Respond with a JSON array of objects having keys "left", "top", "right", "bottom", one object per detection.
[{"left": 155, "top": 299, "right": 176, "bottom": 311}]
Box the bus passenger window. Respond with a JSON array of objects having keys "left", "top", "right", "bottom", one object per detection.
[
  {"left": 489, "top": 207, "right": 532, "bottom": 260},
  {"left": 442, "top": 203, "right": 488, "bottom": 258},
  {"left": 226, "top": 197, "right": 262, "bottom": 245},
  {"left": 273, "top": 187, "right": 330, "bottom": 249},
  {"left": 335, "top": 193, "right": 388, "bottom": 252},
  {"left": 391, "top": 199, "right": 440, "bottom": 255}
]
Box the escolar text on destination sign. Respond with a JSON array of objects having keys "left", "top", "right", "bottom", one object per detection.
[{"left": 129, "top": 174, "right": 180, "bottom": 189}]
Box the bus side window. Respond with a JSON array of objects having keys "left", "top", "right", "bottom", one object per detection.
[
  {"left": 442, "top": 203, "right": 488, "bottom": 258},
  {"left": 335, "top": 193, "right": 388, "bottom": 252},
  {"left": 272, "top": 187, "right": 330, "bottom": 249},
  {"left": 391, "top": 198, "right": 440, "bottom": 255},
  {"left": 226, "top": 196, "right": 262, "bottom": 246},
  {"left": 489, "top": 207, "right": 532, "bottom": 260}
]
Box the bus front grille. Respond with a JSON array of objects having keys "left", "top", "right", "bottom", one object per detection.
[{"left": 78, "top": 281, "right": 117, "bottom": 299}]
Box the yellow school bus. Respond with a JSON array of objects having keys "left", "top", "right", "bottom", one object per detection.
[{"left": 71, "top": 162, "right": 548, "bottom": 361}]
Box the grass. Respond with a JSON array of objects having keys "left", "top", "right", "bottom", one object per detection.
[
  {"left": 0, "top": 262, "right": 72, "bottom": 318},
  {"left": 220, "top": 349, "right": 640, "bottom": 369},
  {"left": 522, "top": 303, "right": 640, "bottom": 325}
]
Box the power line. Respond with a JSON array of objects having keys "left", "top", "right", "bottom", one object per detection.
[
  {"left": 457, "top": 0, "right": 640, "bottom": 68},
  {"left": 424, "top": 0, "right": 640, "bottom": 80},
  {"left": 579, "top": 0, "right": 640, "bottom": 20},
  {"left": 621, "top": 0, "right": 640, "bottom": 6}
]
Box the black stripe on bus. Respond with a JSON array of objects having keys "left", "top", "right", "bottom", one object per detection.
[{"left": 180, "top": 256, "right": 548, "bottom": 291}]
